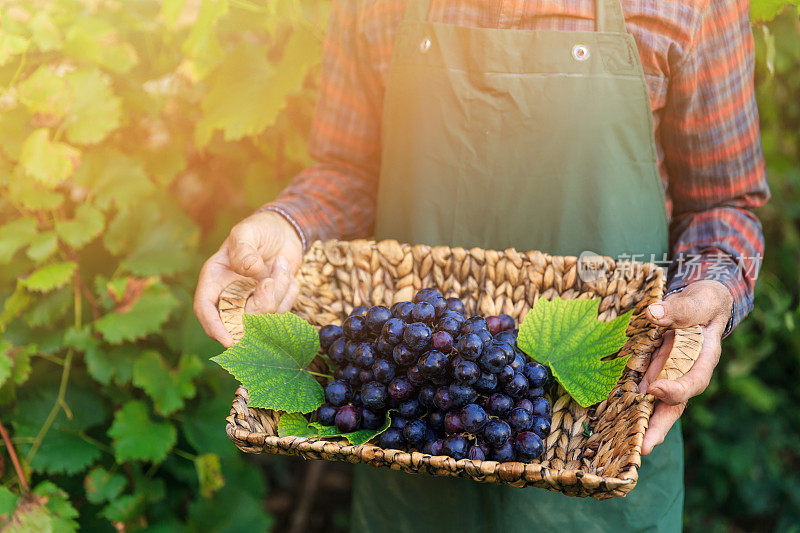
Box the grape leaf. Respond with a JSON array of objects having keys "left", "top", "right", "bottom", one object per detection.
[
  {"left": 0, "top": 217, "right": 38, "bottom": 264},
  {"left": 100, "top": 494, "right": 145, "bottom": 523},
  {"left": 64, "top": 68, "right": 122, "bottom": 145},
  {"left": 17, "top": 66, "right": 70, "bottom": 119},
  {"left": 133, "top": 351, "right": 202, "bottom": 415},
  {"left": 26, "top": 231, "right": 58, "bottom": 262},
  {"left": 73, "top": 149, "right": 155, "bottom": 210},
  {"left": 212, "top": 313, "right": 324, "bottom": 414},
  {"left": 0, "top": 33, "right": 28, "bottom": 68},
  {"left": 20, "top": 261, "right": 77, "bottom": 293},
  {"left": 32, "top": 482, "right": 79, "bottom": 533},
  {"left": 517, "top": 298, "right": 632, "bottom": 408},
  {"left": 277, "top": 411, "right": 392, "bottom": 446},
  {"left": 0, "top": 486, "right": 18, "bottom": 518},
  {"left": 29, "top": 12, "right": 62, "bottom": 52},
  {"left": 19, "top": 129, "right": 80, "bottom": 188},
  {"left": 195, "top": 453, "right": 225, "bottom": 498},
  {"left": 0, "top": 285, "right": 32, "bottom": 330},
  {"left": 108, "top": 400, "right": 177, "bottom": 463},
  {"left": 55, "top": 204, "right": 105, "bottom": 250},
  {"left": 94, "top": 283, "right": 179, "bottom": 344},
  {"left": 751, "top": 0, "right": 799, "bottom": 20},
  {"left": 63, "top": 17, "right": 138, "bottom": 74},
  {"left": 84, "top": 467, "right": 128, "bottom": 505},
  {"left": 8, "top": 172, "right": 65, "bottom": 210}
]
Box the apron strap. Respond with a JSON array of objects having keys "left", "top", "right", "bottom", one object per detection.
[
  {"left": 596, "top": 0, "right": 628, "bottom": 34},
  {"left": 404, "top": 0, "right": 432, "bottom": 22}
]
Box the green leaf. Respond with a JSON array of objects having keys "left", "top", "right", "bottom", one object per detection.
[
  {"left": 0, "top": 32, "right": 28, "bottom": 68},
  {"left": 211, "top": 313, "right": 324, "bottom": 413},
  {"left": 751, "top": 0, "right": 799, "bottom": 21},
  {"left": 73, "top": 149, "right": 154, "bottom": 210},
  {"left": 20, "top": 261, "right": 77, "bottom": 293},
  {"left": 84, "top": 467, "right": 128, "bottom": 505},
  {"left": 517, "top": 298, "right": 632, "bottom": 408},
  {"left": 182, "top": 396, "right": 238, "bottom": 459},
  {"left": 7, "top": 171, "right": 65, "bottom": 210},
  {"left": 195, "top": 453, "right": 225, "bottom": 498},
  {"left": 100, "top": 493, "right": 145, "bottom": 523},
  {"left": 0, "top": 217, "right": 38, "bottom": 264},
  {"left": 1, "top": 284, "right": 32, "bottom": 329},
  {"left": 64, "top": 69, "right": 122, "bottom": 145},
  {"left": 29, "top": 12, "right": 62, "bottom": 52},
  {"left": 55, "top": 204, "right": 105, "bottom": 250},
  {"left": 26, "top": 231, "right": 58, "bottom": 262},
  {"left": 32, "top": 482, "right": 79, "bottom": 533},
  {"left": 109, "top": 400, "right": 177, "bottom": 463},
  {"left": 19, "top": 129, "right": 80, "bottom": 188},
  {"left": 0, "top": 106, "right": 32, "bottom": 161},
  {"left": 24, "top": 287, "right": 71, "bottom": 327},
  {"left": 94, "top": 283, "right": 180, "bottom": 344},
  {"left": 277, "top": 411, "right": 392, "bottom": 446},
  {"left": 182, "top": 0, "right": 229, "bottom": 78},
  {"left": 17, "top": 66, "right": 70, "bottom": 119},
  {"left": 0, "top": 486, "right": 19, "bottom": 519},
  {"left": 187, "top": 481, "right": 273, "bottom": 533},
  {"left": 133, "top": 351, "right": 202, "bottom": 415},
  {"left": 63, "top": 17, "right": 138, "bottom": 73},
  {"left": 0, "top": 348, "right": 12, "bottom": 388}
]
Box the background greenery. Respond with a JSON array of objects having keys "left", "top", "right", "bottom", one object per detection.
[{"left": 0, "top": 0, "right": 796, "bottom": 531}]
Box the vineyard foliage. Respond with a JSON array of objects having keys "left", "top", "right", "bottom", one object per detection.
[{"left": 0, "top": 0, "right": 797, "bottom": 530}]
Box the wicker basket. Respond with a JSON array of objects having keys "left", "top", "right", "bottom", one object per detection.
[{"left": 219, "top": 239, "right": 702, "bottom": 499}]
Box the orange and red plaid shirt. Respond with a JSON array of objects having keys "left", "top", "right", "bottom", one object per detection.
[{"left": 265, "top": 0, "right": 770, "bottom": 334}]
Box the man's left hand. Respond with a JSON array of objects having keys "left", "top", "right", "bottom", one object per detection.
[{"left": 638, "top": 280, "right": 733, "bottom": 455}]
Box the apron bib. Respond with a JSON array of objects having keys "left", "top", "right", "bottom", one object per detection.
[{"left": 356, "top": 0, "right": 682, "bottom": 530}]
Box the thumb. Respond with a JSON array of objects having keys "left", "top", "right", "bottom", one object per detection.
[
  {"left": 227, "top": 223, "right": 270, "bottom": 278},
  {"left": 645, "top": 282, "right": 727, "bottom": 329}
]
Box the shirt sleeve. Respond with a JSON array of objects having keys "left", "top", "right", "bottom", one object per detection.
[
  {"left": 263, "top": 0, "right": 382, "bottom": 248},
  {"left": 660, "top": 0, "right": 770, "bottom": 336}
]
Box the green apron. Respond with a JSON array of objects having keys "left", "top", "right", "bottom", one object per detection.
[{"left": 358, "top": 0, "right": 683, "bottom": 530}]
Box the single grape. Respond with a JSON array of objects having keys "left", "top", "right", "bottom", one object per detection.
[
  {"left": 498, "top": 365, "right": 515, "bottom": 385},
  {"left": 350, "top": 305, "right": 369, "bottom": 317},
  {"left": 325, "top": 380, "right": 352, "bottom": 407},
  {"left": 418, "top": 385, "right": 437, "bottom": 409},
  {"left": 445, "top": 297, "right": 466, "bottom": 315},
  {"left": 429, "top": 296, "right": 447, "bottom": 319},
  {"left": 442, "top": 435, "right": 469, "bottom": 460},
  {"left": 374, "top": 337, "right": 395, "bottom": 357},
  {"left": 390, "top": 414, "right": 408, "bottom": 429},
  {"left": 419, "top": 350, "right": 448, "bottom": 379},
  {"left": 436, "top": 316, "right": 461, "bottom": 337},
  {"left": 453, "top": 359, "right": 480, "bottom": 385},
  {"left": 381, "top": 318, "right": 406, "bottom": 345},
  {"left": 493, "top": 330, "right": 517, "bottom": 345},
  {"left": 433, "top": 387, "right": 454, "bottom": 411},
  {"left": 319, "top": 324, "right": 344, "bottom": 352},
  {"left": 508, "top": 408, "right": 533, "bottom": 433},
  {"left": 414, "top": 288, "right": 442, "bottom": 303},
  {"left": 387, "top": 376, "right": 414, "bottom": 402},
  {"left": 444, "top": 411, "right": 465, "bottom": 434},
  {"left": 449, "top": 383, "right": 477, "bottom": 408},
  {"left": 479, "top": 346, "right": 507, "bottom": 374},
  {"left": 345, "top": 341, "right": 359, "bottom": 363},
  {"left": 503, "top": 372, "right": 530, "bottom": 398},
  {"left": 460, "top": 403, "right": 488, "bottom": 433},
  {"left": 361, "top": 408, "right": 385, "bottom": 430},
  {"left": 485, "top": 316, "right": 503, "bottom": 335},
  {"left": 391, "top": 301, "right": 415, "bottom": 321},
  {"left": 353, "top": 343, "right": 377, "bottom": 368},
  {"left": 431, "top": 331, "right": 454, "bottom": 352},
  {"left": 366, "top": 305, "right": 392, "bottom": 334},
  {"left": 361, "top": 381, "right": 388, "bottom": 411},
  {"left": 428, "top": 410, "right": 445, "bottom": 433},
  {"left": 372, "top": 359, "right": 396, "bottom": 384},
  {"left": 492, "top": 441, "right": 516, "bottom": 462},
  {"left": 514, "top": 431, "right": 544, "bottom": 460},
  {"left": 461, "top": 316, "right": 488, "bottom": 335},
  {"left": 531, "top": 417, "right": 551, "bottom": 439},
  {"left": 467, "top": 443, "right": 488, "bottom": 461},
  {"left": 342, "top": 315, "right": 367, "bottom": 340},
  {"left": 392, "top": 344, "right": 417, "bottom": 367},
  {"left": 457, "top": 333, "right": 483, "bottom": 361},
  {"left": 483, "top": 419, "right": 512, "bottom": 448},
  {"left": 328, "top": 338, "right": 347, "bottom": 365},
  {"left": 477, "top": 329, "right": 494, "bottom": 349},
  {"left": 497, "top": 314, "right": 515, "bottom": 331},
  {"left": 403, "top": 322, "right": 432, "bottom": 351},
  {"left": 398, "top": 399, "right": 422, "bottom": 419},
  {"left": 358, "top": 369, "right": 374, "bottom": 384},
  {"left": 316, "top": 404, "right": 337, "bottom": 426},
  {"left": 411, "top": 302, "right": 436, "bottom": 325},
  {"left": 403, "top": 419, "right": 429, "bottom": 447},
  {"left": 474, "top": 372, "right": 499, "bottom": 394},
  {"left": 379, "top": 427, "right": 406, "bottom": 449},
  {"left": 335, "top": 405, "right": 361, "bottom": 433},
  {"left": 422, "top": 439, "right": 444, "bottom": 456},
  {"left": 510, "top": 352, "right": 526, "bottom": 372},
  {"left": 523, "top": 362, "right": 548, "bottom": 388},
  {"left": 485, "top": 393, "right": 514, "bottom": 417},
  {"left": 515, "top": 398, "right": 534, "bottom": 414},
  {"left": 526, "top": 387, "right": 545, "bottom": 399},
  {"left": 493, "top": 342, "right": 515, "bottom": 364},
  {"left": 407, "top": 364, "right": 426, "bottom": 385},
  {"left": 531, "top": 397, "right": 551, "bottom": 418}
]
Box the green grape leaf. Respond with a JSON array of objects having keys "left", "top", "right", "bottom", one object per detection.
[
  {"left": 0, "top": 486, "right": 19, "bottom": 518},
  {"left": 0, "top": 348, "right": 12, "bottom": 388},
  {"left": 0, "top": 216, "right": 38, "bottom": 264},
  {"left": 195, "top": 453, "right": 225, "bottom": 498},
  {"left": 20, "top": 261, "right": 76, "bottom": 293},
  {"left": 7, "top": 171, "right": 65, "bottom": 210},
  {"left": 73, "top": 149, "right": 155, "bottom": 210},
  {"left": 133, "top": 351, "right": 202, "bottom": 415},
  {"left": 29, "top": 12, "right": 62, "bottom": 52},
  {"left": 108, "top": 400, "right": 177, "bottom": 463},
  {"left": 84, "top": 467, "right": 128, "bottom": 505},
  {"left": 182, "top": 396, "right": 239, "bottom": 459},
  {"left": 100, "top": 493, "right": 145, "bottom": 523},
  {"left": 17, "top": 65, "right": 70, "bottom": 119},
  {"left": 751, "top": 0, "right": 799, "bottom": 20},
  {"left": 0, "top": 107, "right": 32, "bottom": 162},
  {"left": 64, "top": 69, "right": 122, "bottom": 145},
  {"left": 32, "top": 482, "right": 79, "bottom": 533},
  {"left": 94, "top": 283, "right": 180, "bottom": 344},
  {"left": 55, "top": 204, "right": 105, "bottom": 250},
  {"left": 19, "top": 129, "right": 80, "bottom": 188},
  {"left": 24, "top": 288, "right": 71, "bottom": 327},
  {"left": 63, "top": 17, "right": 138, "bottom": 73},
  {"left": 187, "top": 480, "right": 273, "bottom": 533},
  {"left": 1, "top": 284, "right": 32, "bottom": 329},
  {"left": 277, "top": 411, "right": 392, "bottom": 446},
  {"left": 0, "top": 33, "right": 28, "bottom": 68},
  {"left": 26, "top": 231, "right": 58, "bottom": 262},
  {"left": 517, "top": 298, "right": 632, "bottom": 408},
  {"left": 182, "top": 0, "right": 228, "bottom": 78},
  {"left": 211, "top": 313, "right": 324, "bottom": 414}
]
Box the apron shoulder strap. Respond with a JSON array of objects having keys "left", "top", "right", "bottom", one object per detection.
[
  {"left": 596, "top": 0, "right": 628, "bottom": 34},
  {"left": 404, "top": 0, "right": 432, "bottom": 22}
]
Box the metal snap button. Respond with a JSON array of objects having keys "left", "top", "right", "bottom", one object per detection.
[
  {"left": 420, "top": 37, "right": 431, "bottom": 52},
  {"left": 572, "top": 44, "right": 589, "bottom": 61}
]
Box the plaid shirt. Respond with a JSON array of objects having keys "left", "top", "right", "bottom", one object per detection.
[{"left": 265, "top": 0, "right": 770, "bottom": 334}]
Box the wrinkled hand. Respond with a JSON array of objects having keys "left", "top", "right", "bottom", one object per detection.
[
  {"left": 639, "top": 280, "right": 733, "bottom": 455},
  {"left": 193, "top": 211, "right": 304, "bottom": 348}
]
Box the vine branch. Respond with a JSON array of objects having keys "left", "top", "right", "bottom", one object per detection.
[{"left": 0, "top": 420, "right": 29, "bottom": 492}]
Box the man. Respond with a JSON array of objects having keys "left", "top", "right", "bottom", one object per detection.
[{"left": 195, "top": 0, "right": 769, "bottom": 530}]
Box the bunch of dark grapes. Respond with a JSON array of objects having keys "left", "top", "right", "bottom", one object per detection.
[{"left": 314, "top": 288, "right": 552, "bottom": 462}]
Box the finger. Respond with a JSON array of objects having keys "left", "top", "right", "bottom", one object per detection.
[
  {"left": 277, "top": 280, "right": 299, "bottom": 314},
  {"left": 227, "top": 224, "right": 269, "bottom": 278},
  {"left": 638, "top": 330, "right": 674, "bottom": 393},
  {"left": 646, "top": 334, "right": 720, "bottom": 405},
  {"left": 193, "top": 268, "right": 235, "bottom": 348},
  {"left": 268, "top": 257, "right": 293, "bottom": 305},
  {"left": 646, "top": 281, "right": 731, "bottom": 329},
  {"left": 249, "top": 278, "right": 277, "bottom": 314},
  {"left": 642, "top": 401, "right": 684, "bottom": 456}
]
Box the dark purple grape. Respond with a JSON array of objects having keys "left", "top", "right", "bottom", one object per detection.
[
  {"left": 372, "top": 359, "right": 396, "bottom": 384},
  {"left": 523, "top": 362, "right": 548, "bottom": 388},
  {"left": 479, "top": 346, "right": 507, "bottom": 374},
  {"left": 361, "top": 408, "right": 385, "bottom": 430},
  {"left": 433, "top": 387, "right": 454, "bottom": 411},
  {"left": 387, "top": 376, "right": 414, "bottom": 401},
  {"left": 430, "top": 296, "right": 447, "bottom": 318},
  {"left": 403, "top": 323, "right": 432, "bottom": 351},
  {"left": 442, "top": 310, "right": 466, "bottom": 324},
  {"left": 418, "top": 385, "right": 437, "bottom": 409},
  {"left": 460, "top": 403, "right": 488, "bottom": 433},
  {"left": 492, "top": 441, "right": 516, "bottom": 462},
  {"left": 328, "top": 338, "right": 347, "bottom": 365},
  {"left": 411, "top": 302, "right": 436, "bottom": 325},
  {"left": 335, "top": 405, "right": 361, "bottom": 433},
  {"left": 407, "top": 364, "right": 425, "bottom": 385},
  {"left": 449, "top": 383, "right": 477, "bottom": 407},
  {"left": 498, "top": 365, "right": 515, "bottom": 385},
  {"left": 457, "top": 333, "right": 483, "bottom": 361},
  {"left": 485, "top": 316, "right": 503, "bottom": 336},
  {"left": 422, "top": 439, "right": 444, "bottom": 456},
  {"left": 428, "top": 411, "right": 445, "bottom": 433},
  {"left": 493, "top": 330, "right": 517, "bottom": 345},
  {"left": 493, "top": 342, "right": 515, "bottom": 364},
  {"left": 399, "top": 399, "right": 421, "bottom": 419},
  {"left": 316, "top": 404, "right": 337, "bottom": 426},
  {"left": 485, "top": 393, "right": 514, "bottom": 417},
  {"left": 319, "top": 325, "right": 343, "bottom": 352},
  {"left": 453, "top": 359, "right": 480, "bottom": 385},
  {"left": 531, "top": 417, "right": 551, "bottom": 439},
  {"left": 474, "top": 372, "right": 498, "bottom": 394},
  {"left": 436, "top": 317, "right": 461, "bottom": 337},
  {"left": 353, "top": 343, "right": 377, "bottom": 368},
  {"left": 445, "top": 297, "right": 466, "bottom": 315},
  {"left": 467, "top": 443, "right": 488, "bottom": 461},
  {"left": 443, "top": 435, "right": 469, "bottom": 460},
  {"left": 358, "top": 369, "right": 374, "bottom": 383},
  {"left": 366, "top": 305, "right": 392, "bottom": 334},
  {"left": 374, "top": 337, "right": 395, "bottom": 357},
  {"left": 526, "top": 387, "right": 545, "bottom": 399},
  {"left": 350, "top": 305, "right": 369, "bottom": 317},
  {"left": 431, "top": 331, "right": 454, "bottom": 352},
  {"left": 414, "top": 288, "right": 442, "bottom": 303},
  {"left": 381, "top": 318, "right": 406, "bottom": 345},
  {"left": 390, "top": 414, "right": 407, "bottom": 429},
  {"left": 345, "top": 341, "right": 359, "bottom": 363},
  {"left": 514, "top": 431, "right": 544, "bottom": 460},
  {"left": 497, "top": 314, "right": 515, "bottom": 331},
  {"left": 508, "top": 408, "right": 533, "bottom": 433},
  {"left": 342, "top": 315, "right": 367, "bottom": 340},
  {"left": 325, "top": 380, "right": 352, "bottom": 407},
  {"left": 483, "top": 420, "right": 511, "bottom": 448},
  {"left": 379, "top": 427, "right": 405, "bottom": 449},
  {"left": 515, "top": 398, "right": 534, "bottom": 413},
  {"left": 444, "top": 411, "right": 464, "bottom": 434},
  {"left": 531, "top": 397, "right": 551, "bottom": 418},
  {"left": 392, "top": 344, "right": 416, "bottom": 367},
  {"left": 419, "top": 350, "right": 448, "bottom": 379},
  {"left": 391, "top": 301, "right": 415, "bottom": 321},
  {"left": 477, "top": 329, "right": 494, "bottom": 349},
  {"left": 510, "top": 352, "right": 526, "bottom": 371},
  {"left": 403, "top": 419, "right": 428, "bottom": 447},
  {"left": 361, "top": 381, "right": 388, "bottom": 411},
  {"left": 503, "top": 373, "right": 529, "bottom": 398}
]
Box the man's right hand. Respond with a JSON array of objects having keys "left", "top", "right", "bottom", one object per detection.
[{"left": 194, "top": 210, "right": 304, "bottom": 348}]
